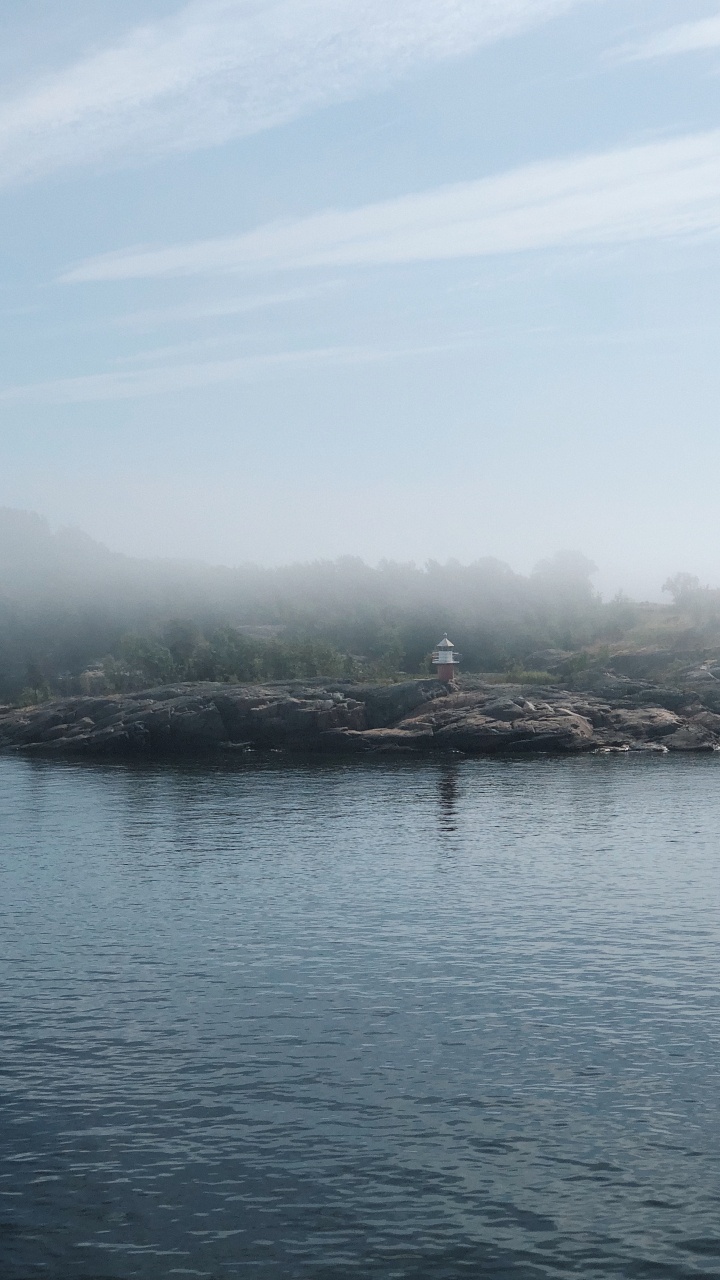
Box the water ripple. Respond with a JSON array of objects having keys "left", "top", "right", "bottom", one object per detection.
[{"left": 1, "top": 754, "right": 720, "bottom": 1277}]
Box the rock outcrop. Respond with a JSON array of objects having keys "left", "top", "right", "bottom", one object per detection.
[{"left": 1, "top": 677, "right": 720, "bottom": 757}]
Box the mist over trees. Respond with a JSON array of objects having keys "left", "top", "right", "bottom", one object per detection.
[{"left": 1, "top": 508, "right": 717, "bottom": 703}]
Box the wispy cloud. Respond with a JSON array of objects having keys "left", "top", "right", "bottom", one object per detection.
[
  {"left": 113, "top": 281, "right": 343, "bottom": 329},
  {"left": 0, "top": 0, "right": 587, "bottom": 187},
  {"left": 628, "top": 13, "right": 720, "bottom": 61},
  {"left": 0, "top": 341, "right": 441, "bottom": 404},
  {"left": 62, "top": 130, "right": 720, "bottom": 282}
]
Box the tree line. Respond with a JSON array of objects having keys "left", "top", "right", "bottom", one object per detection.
[{"left": 2, "top": 507, "right": 716, "bottom": 704}]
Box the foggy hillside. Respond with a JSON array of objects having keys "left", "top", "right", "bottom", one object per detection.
[{"left": 1, "top": 507, "right": 718, "bottom": 702}]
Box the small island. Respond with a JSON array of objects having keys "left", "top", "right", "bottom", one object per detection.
[{"left": 2, "top": 512, "right": 720, "bottom": 758}]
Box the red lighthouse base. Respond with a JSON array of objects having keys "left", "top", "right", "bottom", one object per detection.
[{"left": 436, "top": 665, "right": 456, "bottom": 683}]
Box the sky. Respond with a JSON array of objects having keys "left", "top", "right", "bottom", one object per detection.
[{"left": 2, "top": 0, "right": 720, "bottom": 599}]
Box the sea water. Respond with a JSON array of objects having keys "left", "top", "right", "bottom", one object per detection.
[{"left": 1, "top": 752, "right": 720, "bottom": 1279}]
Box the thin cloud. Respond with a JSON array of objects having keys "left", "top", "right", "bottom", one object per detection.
[
  {"left": 0, "top": 342, "right": 425, "bottom": 404},
  {"left": 113, "top": 281, "right": 343, "bottom": 329},
  {"left": 628, "top": 13, "right": 720, "bottom": 61},
  {"left": 62, "top": 130, "right": 720, "bottom": 283},
  {"left": 0, "top": 0, "right": 587, "bottom": 187}
]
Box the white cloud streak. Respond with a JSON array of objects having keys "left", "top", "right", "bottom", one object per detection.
[
  {"left": 0, "top": 342, "right": 414, "bottom": 404},
  {"left": 630, "top": 13, "right": 720, "bottom": 61},
  {"left": 113, "top": 281, "right": 342, "bottom": 329},
  {"left": 0, "top": 0, "right": 587, "bottom": 186},
  {"left": 62, "top": 130, "right": 720, "bottom": 283}
]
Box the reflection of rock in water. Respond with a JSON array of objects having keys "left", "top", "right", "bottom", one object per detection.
[{"left": 438, "top": 769, "right": 459, "bottom": 832}]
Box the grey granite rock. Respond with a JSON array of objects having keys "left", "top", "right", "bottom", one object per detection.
[{"left": 2, "top": 677, "right": 720, "bottom": 758}]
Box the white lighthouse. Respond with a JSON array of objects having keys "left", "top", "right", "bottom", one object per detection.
[{"left": 432, "top": 634, "right": 460, "bottom": 683}]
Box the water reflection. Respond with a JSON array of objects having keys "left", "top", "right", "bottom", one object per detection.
[{"left": 438, "top": 766, "right": 459, "bottom": 832}]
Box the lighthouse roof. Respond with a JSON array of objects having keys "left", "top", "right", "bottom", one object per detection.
[{"left": 436, "top": 633, "right": 455, "bottom": 649}]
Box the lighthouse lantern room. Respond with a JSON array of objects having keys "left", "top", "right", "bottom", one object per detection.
[{"left": 432, "top": 634, "right": 460, "bottom": 683}]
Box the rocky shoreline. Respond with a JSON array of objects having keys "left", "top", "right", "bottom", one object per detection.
[{"left": 2, "top": 676, "right": 720, "bottom": 758}]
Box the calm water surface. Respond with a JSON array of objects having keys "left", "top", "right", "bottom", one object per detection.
[{"left": 1, "top": 752, "right": 720, "bottom": 1279}]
